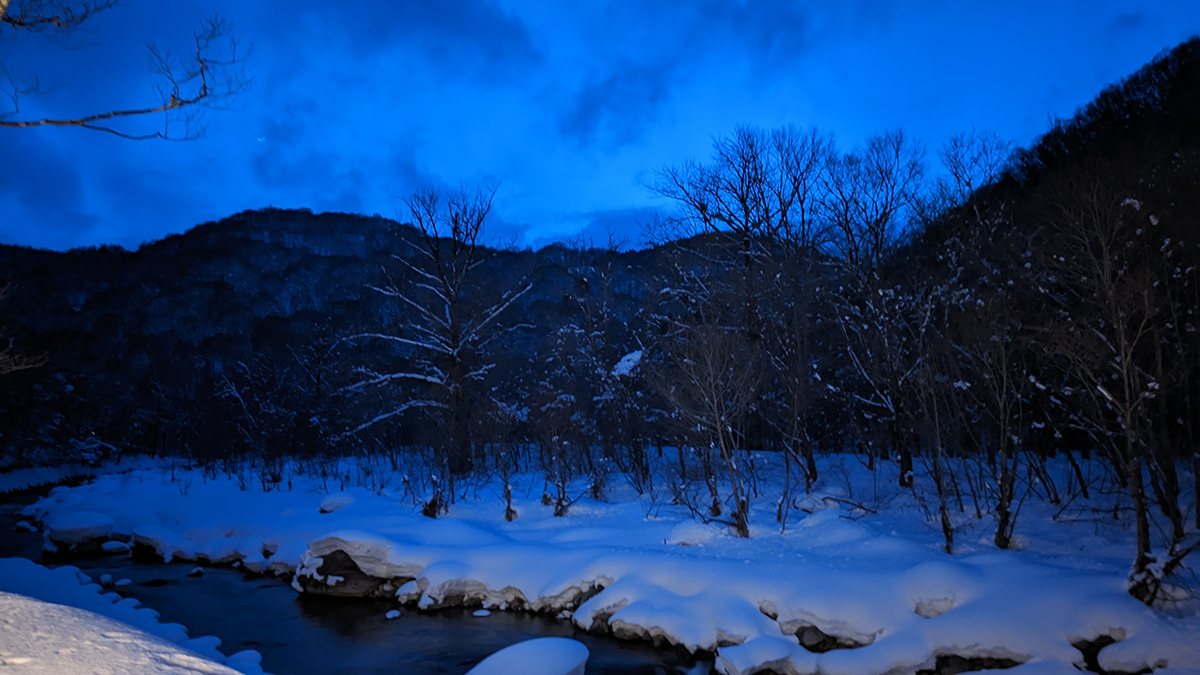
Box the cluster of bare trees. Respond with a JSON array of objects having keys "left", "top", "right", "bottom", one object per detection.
[
  {"left": 1023, "top": 158, "right": 1200, "bottom": 604},
  {"left": 314, "top": 111, "right": 1196, "bottom": 607},
  {"left": 624, "top": 119, "right": 1195, "bottom": 605}
]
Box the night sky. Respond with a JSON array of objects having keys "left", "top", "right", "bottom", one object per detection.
[{"left": 2, "top": 1, "right": 1198, "bottom": 251}]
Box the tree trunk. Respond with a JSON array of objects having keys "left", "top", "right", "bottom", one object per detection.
[
  {"left": 802, "top": 439, "right": 818, "bottom": 489},
  {"left": 1194, "top": 452, "right": 1200, "bottom": 530},
  {"left": 1127, "top": 453, "right": 1158, "bottom": 604},
  {"left": 994, "top": 435, "right": 1015, "bottom": 550}
]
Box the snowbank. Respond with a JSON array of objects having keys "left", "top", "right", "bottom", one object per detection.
[
  {"left": 0, "top": 558, "right": 264, "bottom": 674},
  {"left": 0, "top": 592, "right": 242, "bottom": 675}
]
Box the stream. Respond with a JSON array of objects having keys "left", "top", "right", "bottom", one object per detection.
[{"left": 1, "top": 489, "right": 712, "bottom": 674}]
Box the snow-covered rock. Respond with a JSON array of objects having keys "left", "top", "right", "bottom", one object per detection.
[
  {"left": 319, "top": 492, "right": 355, "bottom": 514},
  {"left": 44, "top": 511, "right": 113, "bottom": 552},
  {"left": 131, "top": 524, "right": 186, "bottom": 562},
  {"left": 101, "top": 540, "right": 131, "bottom": 555},
  {"left": 293, "top": 534, "right": 422, "bottom": 597},
  {"left": 467, "top": 637, "right": 588, "bottom": 675}
]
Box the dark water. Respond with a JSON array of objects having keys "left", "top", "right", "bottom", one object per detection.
[{"left": 1, "top": 493, "right": 712, "bottom": 675}]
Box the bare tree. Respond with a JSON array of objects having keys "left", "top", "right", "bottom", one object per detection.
[
  {"left": 832, "top": 277, "right": 930, "bottom": 488},
  {"left": 823, "top": 129, "right": 925, "bottom": 270},
  {"left": 765, "top": 129, "right": 831, "bottom": 497},
  {"left": 913, "top": 130, "right": 1012, "bottom": 226},
  {"left": 938, "top": 130, "right": 1012, "bottom": 205},
  {"left": 1034, "top": 160, "right": 1198, "bottom": 605},
  {"left": 655, "top": 125, "right": 831, "bottom": 344},
  {"left": 1, "top": 3, "right": 249, "bottom": 139},
  {"left": 652, "top": 323, "right": 759, "bottom": 537},
  {"left": 346, "top": 188, "right": 531, "bottom": 512}
]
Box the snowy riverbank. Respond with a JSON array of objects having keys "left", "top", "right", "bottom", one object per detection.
[
  {"left": 0, "top": 557, "right": 263, "bottom": 674},
  {"left": 11, "top": 456, "right": 1200, "bottom": 675}
]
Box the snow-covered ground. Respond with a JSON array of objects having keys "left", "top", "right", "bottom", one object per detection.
[
  {"left": 7, "top": 453, "right": 1200, "bottom": 675},
  {"left": 0, "top": 557, "right": 263, "bottom": 674}
]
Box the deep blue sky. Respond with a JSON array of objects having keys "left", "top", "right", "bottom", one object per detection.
[{"left": 2, "top": 1, "right": 1198, "bottom": 251}]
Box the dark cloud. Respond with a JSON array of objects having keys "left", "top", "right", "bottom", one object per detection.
[
  {"left": 1109, "top": 13, "right": 1145, "bottom": 33},
  {"left": 270, "top": 0, "right": 540, "bottom": 70},
  {"left": 257, "top": 102, "right": 316, "bottom": 147},
  {"left": 0, "top": 131, "right": 99, "bottom": 249},
  {"left": 389, "top": 146, "right": 443, "bottom": 196},
  {"left": 252, "top": 146, "right": 347, "bottom": 196},
  {"left": 556, "top": 1, "right": 879, "bottom": 147},
  {"left": 559, "top": 61, "right": 676, "bottom": 147}
]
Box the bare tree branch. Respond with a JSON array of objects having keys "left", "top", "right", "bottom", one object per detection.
[
  {"left": 0, "top": 11, "right": 250, "bottom": 140},
  {"left": 0, "top": 0, "right": 116, "bottom": 33}
]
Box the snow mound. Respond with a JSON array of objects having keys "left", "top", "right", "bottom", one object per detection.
[
  {"left": 319, "top": 492, "right": 355, "bottom": 514},
  {"left": 793, "top": 510, "right": 869, "bottom": 548},
  {"left": 102, "top": 540, "right": 131, "bottom": 555},
  {"left": 467, "top": 637, "right": 589, "bottom": 675},
  {"left": 576, "top": 576, "right": 793, "bottom": 652},
  {"left": 665, "top": 520, "right": 723, "bottom": 546},
  {"left": 132, "top": 524, "right": 187, "bottom": 563},
  {"left": 45, "top": 511, "right": 113, "bottom": 546},
  {"left": 224, "top": 650, "right": 264, "bottom": 674}
]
